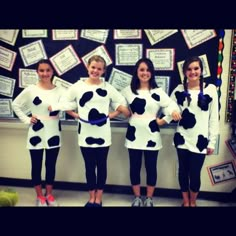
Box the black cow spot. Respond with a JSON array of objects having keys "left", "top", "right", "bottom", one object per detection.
[
  {"left": 151, "top": 93, "right": 160, "bottom": 102},
  {"left": 198, "top": 94, "right": 212, "bottom": 111},
  {"left": 58, "top": 121, "right": 61, "bottom": 131},
  {"left": 78, "top": 122, "right": 81, "bottom": 134},
  {"left": 130, "top": 97, "right": 146, "bottom": 114},
  {"left": 30, "top": 136, "right": 41, "bottom": 146},
  {"left": 32, "top": 120, "right": 44, "bottom": 132},
  {"left": 96, "top": 88, "right": 107, "bottom": 97},
  {"left": 175, "top": 91, "right": 187, "bottom": 106},
  {"left": 50, "top": 111, "right": 59, "bottom": 116},
  {"left": 196, "top": 135, "right": 208, "bottom": 152},
  {"left": 79, "top": 92, "right": 93, "bottom": 107},
  {"left": 48, "top": 135, "right": 60, "bottom": 147},
  {"left": 85, "top": 137, "right": 105, "bottom": 145},
  {"left": 179, "top": 109, "right": 196, "bottom": 129},
  {"left": 147, "top": 140, "right": 156, "bottom": 147},
  {"left": 126, "top": 124, "right": 136, "bottom": 141},
  {"left": 149, "top": 120, "right": 160, "bottom": 132},
  {"left": 173, "top": 132, "right": 185, "bottom": 147},
  {"left": 33, "top": 96, "right": 42, "bottom": 105},
  {"left": 88, "top": 108, "right": 107, "bottom": 127}
]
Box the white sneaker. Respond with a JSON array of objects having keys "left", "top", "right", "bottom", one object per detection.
[
  {"left": 144, "top": 197, "right": 154, "bottom": 207},
  {"left": 36, "top": 196, "right": 47, "bottom": 207},
  {"left": 46, "top": 194, "right": 59, "bottom": 207},
  {"left": 131, "top": 196, "right": 143, "bottom": 207}
]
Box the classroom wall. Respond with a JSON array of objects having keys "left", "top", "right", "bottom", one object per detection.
[{"left": 0, "top": 29, "right": 235, "bottom": 194}]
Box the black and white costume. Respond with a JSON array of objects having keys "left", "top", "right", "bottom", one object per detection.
[
  {"left": 12, "top": 85, "right": 67, "bottom": 150},
  {"left": 51, "top": 79, "right": 127, "bottom": 147},
  {"left": 121, "top": 86, "right": 179, "bottom": 150},
  {"left": 166, "top": 83, "right": 219, "bottom": 154}
]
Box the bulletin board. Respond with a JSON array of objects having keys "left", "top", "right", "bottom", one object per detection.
[{"left": 0, "top": 29, "right": 224, "bottom": 122}]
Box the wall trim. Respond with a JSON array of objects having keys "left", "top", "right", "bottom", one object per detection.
[{"left": 0, "top": 177, "right": 234, "bottom": 203}]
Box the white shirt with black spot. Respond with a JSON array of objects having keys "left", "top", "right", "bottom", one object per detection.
[
  {"left": 52, "top": 80, "right": 127, "bottom": 148},
  {"left": 12, "top": 85, "right": 66, "bottom": 149}
]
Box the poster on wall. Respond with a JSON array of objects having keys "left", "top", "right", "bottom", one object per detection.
[
  {"left": 50, "top": 45, "right": 81, "bottom": 76},
  {"left": 19, "top": 40, "right": 47, "bottom": 67},
  {"left": 0, "top": 30, "right": 19, "bottom": 46},
  {"left": 22, "top": 30, "right": 47, "bottom": 38},
  {"left": 207, "top": 160, "right": 236, "bottom": 185},
  {"left": 0, "top": 46, "right": 17, "bottom": 71},
  {"left": 0, "top": 99, "right": 14, "bottom": 118},
  {"left": 181, "top": 30, "right": 216, "bottom": 49}
]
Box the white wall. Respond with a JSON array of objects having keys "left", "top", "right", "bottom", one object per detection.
[{"left": 0, "top": 30, "right": 235, "bottom": 193}]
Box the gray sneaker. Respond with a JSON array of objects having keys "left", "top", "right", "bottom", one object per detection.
[
  {"left": 36, "top": 196, "right": 47, "bottom": 207},
  {"left": 144, "top": 197, "right": 153, "bottom": 207},
  {"left": 131, "top": 196, "right": 143, "bottom": 207}
]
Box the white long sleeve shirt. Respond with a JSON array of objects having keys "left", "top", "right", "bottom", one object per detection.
[
  {"left": 12, "top": 85, "right": 65, "bottom": 149},
  {"left": 167, "top": 83, "right": 219, "bottom": 154},
  {"left": 51, "top": 79, "right": 127, "bottom": 147},
  {"left": 121, "top": 86, "right": 179, "bottom": 150}
]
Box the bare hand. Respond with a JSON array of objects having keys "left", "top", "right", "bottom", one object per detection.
[
  {"left": 171, "top": 111, "right": 182, "bottom": 121},
  {"left": 207, "top": 148, "right": 214, "bottom": 155},
  {"left": 30, "top": 115, "right": 38, "bottom": 124},
  {"left": 156, "top": 118, "right": 166, "bottom": 126}
]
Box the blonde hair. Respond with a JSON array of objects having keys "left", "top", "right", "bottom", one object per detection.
[{"left": 88, "top": 55, "right": 106, "bottom": 69}]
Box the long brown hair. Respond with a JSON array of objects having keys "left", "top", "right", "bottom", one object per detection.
[
  {"left": 182, "top": 56, "right": 204, "bottom": 106},
  {"left": 130, "top": 58, "right": 158, "bottom": 95}
]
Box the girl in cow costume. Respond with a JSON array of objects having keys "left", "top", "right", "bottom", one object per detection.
[
  {"left": 12, "top": 59, "right": 67, "bottom": 206},
  {"left": 165, "top": 56, "right": 219, "bottom": 207},
  {"left": 122, "top": 58, "right": 181, "bottom": 207},
  {"left": 49, "top": 55, "right": 130, "bottom": 207}
]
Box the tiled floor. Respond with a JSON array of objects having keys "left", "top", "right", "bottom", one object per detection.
[{"left": 1, "top": 185, "right": 235, "bottom": 207}]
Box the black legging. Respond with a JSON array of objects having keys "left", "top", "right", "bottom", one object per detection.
[
  {"left": 80, "top": 146, "right": 109, "bottom": 191},
  {"left": 29, "top": 148, "right": 60, "bottom": 186},
  {"left": 177, "top": 148, "right": 205, "bottom": 192},
  {"left": 128, "top": 148, "right": 159, "bottom": 186}
]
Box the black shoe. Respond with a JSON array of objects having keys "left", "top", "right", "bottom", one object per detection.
[{"left": 84, "top": 201, "right": 94, "bottom": 207}]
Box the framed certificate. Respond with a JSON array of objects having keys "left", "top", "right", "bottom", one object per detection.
[
  {"left": 81, "top": 30, "right": 109, "bottom": 44},
  {"left": 0, "top": 75, "right": 16, "bottom": 98},
  {"left": 53, "top": 76, "right": 72, "bottom": 89},
  {"left": 0, "top": 45, "right": 17, "bottom": 71},
  {"left": 50, "top": 45, "right": 81, "bottom": 76},
  {"left": 144, "top": 30, "right": 178, "bottom": 45},
  {"left": 0, "top": 30, "right": 19, "bottom": 46},
  {"left": 146, "top": 48, "right": 175, "bottom": 70},
  {"left": 81, "top": 45, "right": 112, "bottom": 67},
  {"left": 114, "top": 30, "right": 142, "bottom": 39},
  {"left": 52, "top": 30, "right": 79, "bottom": 40},
  {"left": 0, "top": 98, "right": 14, "bottom": 118},
  {"left": 19, "top": 40, "right": 47, "bottom": 67},
  {"left": 19, "top": 68, "right": 38, "bottom": 88},
  {"left": 115, "top": 44, "right": 143, "bottom": 66},
  {"left": 181, "top": 30, "right": 216, "bottom": 49},
  {"left": 108, "top": 68, "right": 132, "bottom": 91},
  {"left": 22, "top": 30, "right": 48, "bottom": 38},
  {"left": 155, "top": 76, "right": 170, "bottom": 94},
  {"left": 207, "top": 160, "right": 236, "bottom": 185}
]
